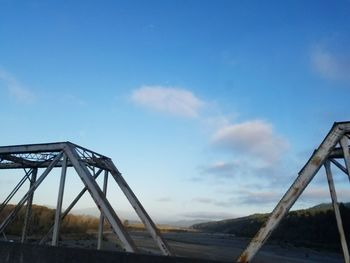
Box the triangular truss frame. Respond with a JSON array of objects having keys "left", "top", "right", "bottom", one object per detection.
[
  {"left": 0, "top": 142, "right": 173, "bottom": 255},
  {"left": 237, "top": 121, "right": 350, "bottom": 263}
]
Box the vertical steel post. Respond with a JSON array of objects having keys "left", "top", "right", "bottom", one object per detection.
[
  {"left": 105, "top": 159, "right": 174, "bottom": 256},
  {"left": 97, "top": 170, "right": 108, "bottom": 250},
  {"left": 324, "top": 161, "right": 350, "bottom": 263},
  {"left": 21, "top": 168, "right": 37, "bottom": 243},
  {"left": 52, "top": 154, "right": 68, "bottom": 246},
  {"left": 40, "top": 169, "right": 103, "bottom": 245}
]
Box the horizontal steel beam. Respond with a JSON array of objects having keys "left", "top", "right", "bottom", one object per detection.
[
  {"left": 0, "top": 142, "right": 109, "bottom": 160},
  {"left": 0, "top": 142, "right": 67, "bottom": 154},
  {"left": 0, "top": 158, "right": 110, "bottom": 170},
  {"left": 0, "top": 154, "right": 39, "bottom": 166}
]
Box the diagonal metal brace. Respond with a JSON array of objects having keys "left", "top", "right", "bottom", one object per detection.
[
  {"left": 103, "top": 159, "right": 174, "bottom": 256},
  {"left": 237, "top": 122, "right": 347, "bottom": 262},
  {"left": 64, "top": 144, "right": 138, "bottom": 253}
]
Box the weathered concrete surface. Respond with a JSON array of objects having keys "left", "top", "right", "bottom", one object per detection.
[{"left": 0, "top": 241, "right": 222, "bottom": 263}]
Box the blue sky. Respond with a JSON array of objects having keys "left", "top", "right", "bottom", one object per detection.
[{"left": 1, "top": 0, "right": 350, "bottom": 222}]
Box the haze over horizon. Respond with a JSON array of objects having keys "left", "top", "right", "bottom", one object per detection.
[{"left": 1, "top": 1, "right": 350, "bottom": 223}]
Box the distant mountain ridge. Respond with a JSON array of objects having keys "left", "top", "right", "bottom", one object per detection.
[
  {"left": 192, "top": 203, "right": 350, "bottom": 251},
  {"left": 72, "top": 207, "right": 208, "bottom": 227}
]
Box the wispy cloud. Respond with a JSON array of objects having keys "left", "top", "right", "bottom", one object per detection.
[
  {"left": 300, "top": 187, "right": 350, "bottom": 203},
  {"left": 237, "top": 186, "right": 350, "bottom": 208},
  {"left": 192, "top": 197, "right": 235, "bottom": 208},
  {"left": 131, "top": 85, "right": 204, "bottom": 118},
  {"left": 238, "top": 190, "right": 282, "bottom": 205},
  {"left": 156, "top": 197, "right": 172, "bottom": 202},
  {"left": 311, "top": 45, "right": 350, "bottom": 82},
  {"left": 131, "top": 86, "right": 290, "bottom": 189},
  {"left": 0, "top": 69, "right": 35, "bottom": 103},
  {"left": 212, "top": 120, "right": 289, "bottom": 165},
  {"left": 199, "top": 161, "right": 237, "bottom": 178}
]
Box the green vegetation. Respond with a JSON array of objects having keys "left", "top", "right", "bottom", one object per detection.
[
  {"left": 0, "top": 204, "right": 188, "bottom": 237},
  {"left": 0, "top": 204, "right": 100, "bottom": 236},
  {"left": 192, "top": 203, "right": 350, "bottom": 251}
]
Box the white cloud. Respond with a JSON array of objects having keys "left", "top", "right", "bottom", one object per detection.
[
  {"left": 156, "top": 197, "right": 172, "bottom": 202},
  {"left": 238, "top": 186, "right": 350, "bottom": 208},
  {"left": 311, "top": 45, "right": 350, "bottom": 81},
  {"left": 200, "top": 161, "right": 236, "bottom": 176},
  {"left": 192, "top": 197, "right": 235, "bottom": 208},
  {"left": 301, "top": 187, "right": 350, "bottom": 202},
  {"left": 0, "top": 69, "right": 35, "bottom": 103},
  {"left": 238, "top": 190, "right": 281, "bottom": 205},
  {"left": 212, "top": 120, "right": 289, "bottom": 164},
  {"left": 131, "top": 85, "right": 204, "bottom": 118}
]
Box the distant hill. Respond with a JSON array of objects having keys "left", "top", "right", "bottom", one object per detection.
[
  {"left": 192, "top": 203, "right": 350, "bottom": 251},
  {"left": 73, "top": 207, "right": 210, "bottom": 227}
]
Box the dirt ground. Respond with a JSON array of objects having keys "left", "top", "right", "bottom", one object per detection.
[
  {"left": 61, "top": 231, "right": 344, "bottom": 263},
  {"left": 3, "top": 231, "right": 344, "bottom": 263}
]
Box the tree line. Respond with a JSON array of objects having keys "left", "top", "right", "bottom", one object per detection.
[{"left": 0, "top": 204, "right": 102, "bottom": 236}]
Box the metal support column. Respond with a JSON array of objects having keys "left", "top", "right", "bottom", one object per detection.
[
  {"left": 52, "top": 154, "right": 68, "bottom": 246},
  {"left": 97, "top": 170, "right": 108, "bottom": 250},
  {"left": 21, "top": 168, "right": 37, "bottom": 243},
  {"left": 237, "top": 124, "right": 345, "bottom": 263},
  {"left": 324, "top": 161, "right": 350, "bottom": 263},
  {"left": 40, "top": 169, "right": 103, "bottom": 244},
  {"left": 64, "top": 145, "right": 138, "bottom": 253},
  {"left": 105, "top": 159, "right": 173, "bottom": 256}
]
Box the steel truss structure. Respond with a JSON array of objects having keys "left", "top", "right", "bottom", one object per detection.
[
  {"left": 237, "top": 121, "right": 350, "bottom": 263},
  {"left": 0, "top": 142, "right": 173, "bottom": 256}
]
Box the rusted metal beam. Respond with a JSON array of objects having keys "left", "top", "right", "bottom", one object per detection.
[
  {"left": 324, "top": 161, "right": 350, "bottom": 263},
  {"left": 237, "top": 122, "right": 348, "bottom": 263}
]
